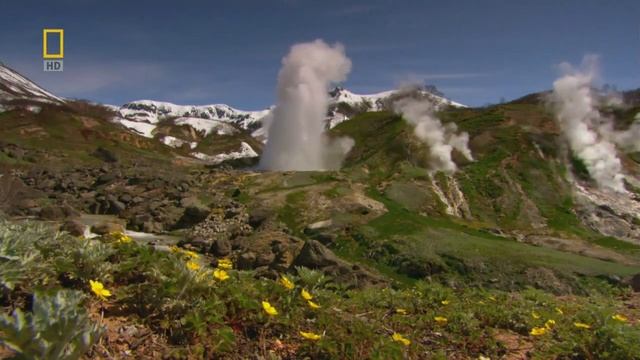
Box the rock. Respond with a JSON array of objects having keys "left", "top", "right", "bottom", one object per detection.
[
  {"left": 293, "top": 240, "right": 339, "bottom": 268},
  {"left": 16, "top": 199, "right": 38, "bottom": 210},
  {"left": 176, "top": 205, "right": 210, "bottom": 228},
  {"left": 630, "top": 274, "right": 640, "bottom": 292},
  {"left": 210, "top": 238, "right": 232, "bottom": 257},
  {"left": 255, "top": 251, "right": 276, "bottom": 267},
  {"left": 39, "top": 206, "right": 66, "bottom": 221},
  {"left": 92, "top": 147, "right": 118, "bottom": 163},
  {"left": 238, "top": 252, "right": 257, "bottom": 270},
  {"left": 119, "top": 194, "right": 132, "bottom": 203},
  {"left": 142, "top": 221, "right": 162, "bottom": 233},
  {"left": 61, "top": 219, "right": 86, "bottom": 237},
  {"left": 91, "top": 222, "right": 124, "bottom": 235},
  {"left": 95, "top": 173, "right": 117, "bottom": 186},
  {"left": 248, "top": 208, "right": 269, "bottom": 229},
  {"left": 109, "top": 199, "right": 127, "bottom": 215}
]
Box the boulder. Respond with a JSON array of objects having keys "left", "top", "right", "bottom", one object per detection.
[
  {"left": 91, "top": 222, "right": 124, "bottom": 235},
  {"left": 39, "top": 206, "right": 66, "bottom": 221},
  {"left": 237, "top": 251, "right": 257, "bottom": 270},
  {"left": 293, "top": 240, "right": 339, "bottom": 268},
  {"left": 92, "top": 147, "right": 118, "bottom": 163},
  {"left": 210, "top": 238, "right": 232, "bottom": 257},
  {"left": 630, "top": 274, "right": 640, "bottom": 292},
  {"left": 61, "top": 219, "right": 86, "bottom": 237}
]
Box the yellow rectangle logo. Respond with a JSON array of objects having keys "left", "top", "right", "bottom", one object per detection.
[{"left": 43, "top": 29, "right": 64, "bottom": 59}]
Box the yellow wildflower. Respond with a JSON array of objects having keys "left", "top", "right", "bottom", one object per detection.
[
  {"left": 391, "top": 332, "right": 411, "bottom": 346},
  {"left": 544, "top": 319, "right": 556, "bottom": 329},
  {"left": 279, "top": 275, "right": 294, "bottom": 290},
  {"left": 612, "top": 314, "right": 628, "bottom": 322},
  {"left": 307, "top": 300, "right": 321, "bottom": 309},
  {"left": 530, "top": 327, "right": 547, "bottom": 336},
  {"left": 488, "top": 296, "right": 497, "bottom": 302},
  {"left": 574, "top": 322, "right": 591, "bottom": 329},
  {"left": 441, "top": 300, "right": 450, "bottom": 305},
  {"left": 262, "top": 301, "right": 278, "bottom": 316},
  {"left": 114, "top": 232, "right": 132, "bottom": 244},
  {"left": 301, "top": 289, "right": 313, "bottom": 301},
  {"left": 531, "top": 311, "right": 540, "bottom": 319},
  {"left": 555, "top": 307, "right": 564, "bottom": 315},
  {"left": 299, "top": 330, "right": 322, "bottom": 340},
  {"left": 183, "top": 250, "right": 200, "bottom": 259},
  {"left": 217, "top": 258, "right": 233, "bottom": 270},
  {"left": 213, "top": 269, "right": 229, "bottom": 281},
  {"left": 396, "top": 308, "right": 408, "bottom": 315},
  {"left": 186, "top": 261, "right": 201, "bottom": 271},
  {"left": 434, "top": 316, "right": 448, "bottom": 324},
  {"left": 89, "top": 280, "right": 112, "bottom": 301},
  {"left": 170, "top": 245, "right": 181, "bottom": 253}
]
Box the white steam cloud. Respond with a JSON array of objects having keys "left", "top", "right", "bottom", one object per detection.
[
  {"left": 259, "top": 40, "right": 354, "bottom": 171},
  {"left": 548, "top": 56, "right": 638, "bottom": 192},
  {"left": 394, "top": 98, "right": 473, "bottom": 173}
]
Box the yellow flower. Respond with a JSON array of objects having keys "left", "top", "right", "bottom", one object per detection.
[
  {"left": 488, "top": 296, "right": 497, "bottom": 302},
  {"left": 531, "top": 311, "right": 540, "bottom": 319},
  {"left": 434, "top": 316, "right": 448, "bottom": 324},
  {"left": 307, "top": 300, "right": 321, "bottom": 309},
  {"left": 89, "top": 280, "right": 112, "bottom": 301},
  {"left": 299, "top": 330, "right": 322, "bottom": 340},
  {"left": 186, "top": 261, "right": 201, "bottom": 271},
  {"left": 170, "top": 245, "right": 181, "bottom": 253},
  {"left": 544, "top": 319, "right": 556, "bottom": 329},
  {"left": 441, "top": 300, "right": 450, "bottom": 305},
  {"left": 530, "top": 327, "right": 547, "bottom": 336},
  {"left": 301, "top": 289, "right": 313, "bottom": 301},
  {"left": 574, "top": 322, "right": 591, "bottom": 329},
  {"left": 612, "top": 314, "right": 628, "bottom": 322},
  {"left": 391, "top": 332, "right": 411, "bottom": 346},
  {"left": 109, "top": 231, "right": 132, "bottom": 244},
  {"left": 396, "top": 308, "right": 408, "bottom": 315},
  {"left": 262, "top": 301, "right": 278, "bottom": 316},
  {"left": 183, "top": 250, "right": 200, "bottom": 259},
  {"left": 217, "top": 258, "right": 233, "bottom": 270},
  {"left": 555, "top": 307, "right": 564, "bottom": 315},
  {"left": 279, "top": 276, "right": 294, "bottom": 290},
  {"left": 213, "top": 269, "right": 229, "bottom": 281}
]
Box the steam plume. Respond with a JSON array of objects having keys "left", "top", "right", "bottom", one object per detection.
[
  {"left": 394, "top": 97, "right": 473, "bottom": 173},
  {"left": 548, "top": 56, "right": 626, "bottom": 192},
  {"left": 259, "top": 40, "right": 354, "bottom": 171}
]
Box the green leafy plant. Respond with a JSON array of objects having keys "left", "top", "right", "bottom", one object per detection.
[{"left": 0, "top": 289, "right": 103, "bottom": 360}]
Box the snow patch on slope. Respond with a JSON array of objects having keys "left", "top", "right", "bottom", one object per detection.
[
  {"left": 174, "top": 117, "right": 238, "bottom": 136},
  {"left": 191, "top": 142, "right": 258, "bottom": 164}
]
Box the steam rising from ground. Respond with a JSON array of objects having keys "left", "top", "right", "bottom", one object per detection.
[
  {"left": 548, "top": 56, "right": 639, "bottom": 192},
  {"left": 259, "top": 40, "right": 354, "bottom": 171},
  {"left": 394, "top": 97, "right": 473, "bottom": 173}
]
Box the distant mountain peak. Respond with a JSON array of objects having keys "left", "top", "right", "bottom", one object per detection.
[{"left": 0, "top": 63, "right": 64, "bottom": 105}]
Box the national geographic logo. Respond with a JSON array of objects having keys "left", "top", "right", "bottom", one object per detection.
[{"left": 43, "top": 29, "right": 64, "bottom": 72}]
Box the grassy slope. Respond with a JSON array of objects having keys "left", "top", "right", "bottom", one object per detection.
[{"left": 327, "top": 106, "right": 640, "bottom": 291}]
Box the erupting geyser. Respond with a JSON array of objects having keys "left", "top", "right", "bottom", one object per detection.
[
  {"left": 548, "top": 56, "right": 626, "bottom": 192},
  {"left": 394, "top": 97, "right": 473, "bottom": 173},
  {"left": 259, "top": 40, "right": 354, "bottom": 171}
]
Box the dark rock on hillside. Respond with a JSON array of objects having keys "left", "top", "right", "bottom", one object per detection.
[
  {"left": 92, "top": 147, "right": 118, "bottom": 163},
  {"left": 61, "top": 219, "right": 86, "bottom": 237}
]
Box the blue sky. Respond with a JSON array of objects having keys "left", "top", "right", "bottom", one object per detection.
[{"left": 1, "top": 0, "right": 638, "bottom": 109}]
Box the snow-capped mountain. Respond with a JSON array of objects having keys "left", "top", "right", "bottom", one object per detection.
[
  {"left": 0, "top": 63, "right": 64, "bottom": 106},
  {"left": 326, "top": 86, "right": 466, "bottom": 128},
  {"left": 112, "top": 86, "right": 465, "bottom": 139}
]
